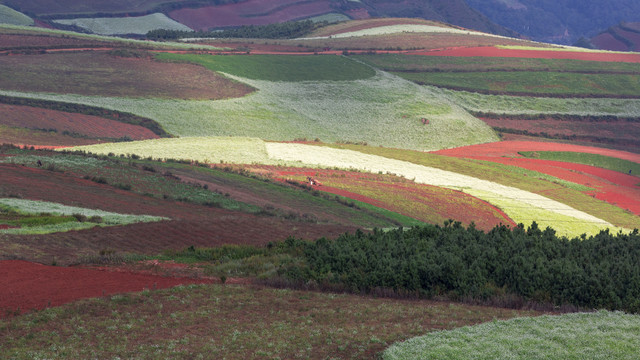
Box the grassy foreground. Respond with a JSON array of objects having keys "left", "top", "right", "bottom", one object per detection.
[
  {"left": 384, "top": 311, "right": 640, "bottom": 360},
  {"left": 0, "top": 284, "right": 536, "bottom": 359}
]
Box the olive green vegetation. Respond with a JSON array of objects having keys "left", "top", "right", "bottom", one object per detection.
[
  {"left": 155, "top": 53, "right": 376, "bottom": 82},
  {"left": 322, "top": 144, "right": 640, "bottom": 230},
  {"left": 384, "top": 311, "right": 640, "bottom": 360},
  {"left": 520, "top": 151, "right": 640, "bottom": 176},
  {"left": 395, "top": 71, "right": 640, "bottom": 97},
  {"left": 0, "top": 282, "right": 534, "bottom": 360},
  {"left": 353, "top": 54, "right": 640, "bottom": 73}
]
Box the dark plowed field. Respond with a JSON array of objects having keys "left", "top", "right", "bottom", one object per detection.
[{"left": 0, "top": 164, "right": 358, "bottom": 265}]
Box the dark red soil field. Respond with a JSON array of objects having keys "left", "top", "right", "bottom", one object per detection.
[
  {"left": 410, "top": 46, "right": 640, "bottom": 63},
  {"left": 169, "top": 0, "right": 333, "bottom": 30},
  {"left": 0, "top": 260, "right": 215, "bottom": 318},
  {"left": 0, "top": 104, "right": 160, "bottom": 141},
  {"left": 0, "top": 52, "right": 254, "bottom": 100},
  {"left": 590, "top": 33, "right": 628, "bottom": 52},
  {"left": 0, "top": 163, "right": 359, "bottom": 265},
  {"left": 481, "top": 117, "right": 640, "bottom": 152}
]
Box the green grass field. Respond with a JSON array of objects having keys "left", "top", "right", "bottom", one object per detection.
[
  {"left": 0, "top": 5, "right": 33, "bottom": 26},
  {"left": 353, "top": 54, "right": 640, "bottom": 73},
  {"left": 2, "top": 69, "right": 499, "bottom": 151},
  {"left": 384, "top": 311, "right": 640, "bottom": 360},
  {"left": 443, "top": 88, "right": 640, "bottom": 117},
  {"left": 520, "top": 151, "right": 640, "bottom": 175},
  {"left": 397, "top": 71, "right": 640, "bottom": 97},
  {"left": 156, "top": 53, "right": 377, "bottom": 82}
]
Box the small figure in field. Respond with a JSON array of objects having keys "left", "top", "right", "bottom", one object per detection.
[
  {"left": 36, "top": 159, "right": 42, "bottom": 167},
  {"left": 307, "top": 176, "right": 322, "bottom": 186},
  {"left": 421, "top": 118, "right": 429, "bottom": 125}
]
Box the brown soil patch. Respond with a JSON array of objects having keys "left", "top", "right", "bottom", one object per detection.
[
  {"left": 0, "top": 51, "right": 254, "bottom": 100},
  {"left": 0, "top": 104, "right": 159, "bottom": 141}
]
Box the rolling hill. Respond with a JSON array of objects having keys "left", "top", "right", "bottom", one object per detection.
[{"left": 1, "top": 18, "right": 640, "bottom": 359}]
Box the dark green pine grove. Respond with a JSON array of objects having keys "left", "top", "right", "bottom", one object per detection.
[{"left": 281, "top": 222, "right": 640, "bottom": 313}]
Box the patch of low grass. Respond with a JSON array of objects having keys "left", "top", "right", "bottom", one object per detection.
[
  {"left": 155, "top": 53, "right": 376, "bottom": 82},
  {"left": 384, "top": 311, "right": 640, "bottom": 360},
  {"left": 520, "top": 151, "right": 640, "bottom": 175}
]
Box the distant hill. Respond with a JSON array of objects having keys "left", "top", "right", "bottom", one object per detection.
[
  {"left": 588, "top": 22, "right": 640, "bottom": 51},
  {"left": 2, "top": 0, "right": 517, "bottom": 38},
  {"left": 465, "top": 0, "right": 640, "bottom": 45}
]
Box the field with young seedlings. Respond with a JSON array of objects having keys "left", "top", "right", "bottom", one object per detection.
[{"left": 53, "top": 13, "right": 191, "bottom": 36}]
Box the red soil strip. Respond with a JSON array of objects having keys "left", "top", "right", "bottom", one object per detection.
[
  {"left": 434, "top": 141, "right": 640, "bottom": 163},
  {"left": 0, "top": 260, "right": 214, "bottom": 318},
  {"left": 0, "top": 104, "right": 159, "bottom": 141},
  {"left": 469, "top": 156, "right": 640, "bottom": 215},
  {"left": 409, "top": 46, "right": 640, "bottom": 63}
]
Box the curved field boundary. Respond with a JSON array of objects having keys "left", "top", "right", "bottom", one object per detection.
[
  {"left": 464, "top": 157, "right": 640, "bottom": 216},
  {"left": 433, "top": 141, "right": 640, "bottom": 163},
  {"left": 384, "top": 311, "right": 640, "bottom": 360},
  {"left": 265, "top": 143, "right": 613, "bottom": 237},
  {"left": 409, "top": 46, "right": 640, "bottom": 63},
  {"left": 0, "top": 260, "right": 214, "bottom": 318}
]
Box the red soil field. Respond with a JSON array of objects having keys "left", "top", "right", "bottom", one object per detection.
[
  {"left": 169, "top": 0, "right": 333, "bottom": 30},
  {"left": 0, "top": 260, "right": 214, "bottom": 318},
  {"left": 469, "top": 156, "right": 640, "bottom": 215},
  {"left": 434, "top": 141, "right": 640, "bottom": 215},
  {"left": 409, "top": 46, "right": 640, "bottom": 63},
  {"left": 434, "top": 141, "right": 640, "bottom": 163},
  {"left": 590, "top": 33, "right": 629, "bottom": 52},
  {"left": 0, "top": 163, "right": 359, "bottom": 265},
  {"left": 0, "top": 104, "right": 159, "bottom": 141},
  {"left": 0, "top": 125, "right": 102, "bottom": 147}
]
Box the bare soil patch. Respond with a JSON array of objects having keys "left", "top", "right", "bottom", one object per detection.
[
  {"left": 0, "top": 260, "right": 214, "bottom": 318},
  {"left": 0, "top": 51, "right": 253, "bottom": 99},
  {"left": 0, "top": 104, "right": 159, "bottom": 141}
]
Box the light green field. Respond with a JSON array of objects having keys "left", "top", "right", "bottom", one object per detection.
[
  {"left": 0, "top": 5, "right": 33, "bottom": 26},
  {"left": 384, "top": 311, "right": 640, "bottom": 360},
  {"left": 0, "top": 70, "right": 499, "bottom": 151},
  {"left": 443, "top": 88, "right": 640, "bottom": 117},
  {"left": 53, "top": 13, "right": 192, "bottom": 36},
  {"left": 155, "top": 53, "right": 376, "bottom": 82},
  {"left": 0, "top": 198, "right": 166, "bottom": 235},
  {"left": 520, "top": 151, "right": 640, "bottom": 173}
]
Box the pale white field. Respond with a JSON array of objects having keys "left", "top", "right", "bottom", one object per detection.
[
  {"left": 300, "top": 24, "right": 506, "bottom": 40},
  {"left": 0, "top": 198, "right": 166, "bottom": 235},
  {"left": 53, "top": 13, "right": 192, "bottom": 36}
]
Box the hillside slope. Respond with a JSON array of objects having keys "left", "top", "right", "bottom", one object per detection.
[{"left": 466, "top": 0, "right": 640, "bottom": 45}]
